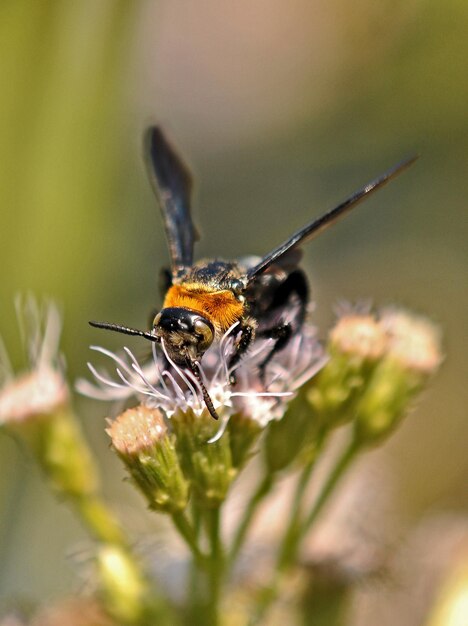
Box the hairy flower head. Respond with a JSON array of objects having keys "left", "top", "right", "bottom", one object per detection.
[
  {"left": 330, "top": 313, "right": 388, "bottom": 361},
  {"left": 106, "top": 404, "right": 189, "bottom": 513},
  {"left": 380, "top": 308, "right": 443, "bottom": 375},
  {"left": 78, "top": 320, "right": 326, "bottom": 440},
  {"left": 352, "top": 307, "right": 443, "bottom": 445},
  {"left": 0, "top": 296, "right": 68, "bottom": 424},
  {"left": 0, "top": 296, "right": 101, "bottom": 500},
  {"left": 107, "top": 405, "right": 168, "bottom": 457}
]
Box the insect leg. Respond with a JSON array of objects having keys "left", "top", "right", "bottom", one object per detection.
[
  {"left": 256, "top": 270, "right": 309, "bottom": 377},
  {"left": 228, "top": 318, "right": 256, "bottom": 384},
  {"left": 256, "top": 322, "right": 293, "bottom": 378}
]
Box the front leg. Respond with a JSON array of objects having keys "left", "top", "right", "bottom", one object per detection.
[
  {"left": 257, "top": 322, "right": 293, "bottom": 380},
  {"left": 228, "top": 318, "right": 256, "bottom": 384}
]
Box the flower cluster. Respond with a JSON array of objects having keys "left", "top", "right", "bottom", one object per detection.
[
  {"left": 0, "top": 298, "right": 169, "bottom": 624},
  {"left": 76, "top": 318, "right": 326, "bottom": 512},
  {"left": 77, "top": 320, "right": 326, "bottom": 440},
  {"left": 0, "top": 296, "right": 445, "bottom": 626}
]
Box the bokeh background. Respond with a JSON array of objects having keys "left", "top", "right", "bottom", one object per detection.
[{"left": 0, "top": 0, "right": 466, "bottom": 617}]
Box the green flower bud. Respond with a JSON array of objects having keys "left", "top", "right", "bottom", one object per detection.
[
  {"left": 0, "top": 299, "right": 125, "bottom": 545},
  {"left": 228, "top": 411, "right": 263, "bottom": 469},
  {"left": 107, "top": 405, "right": 189, "bottom": 514},
  {"left": 264, "top": 388, "right": 323, "bottom": 473},
  {"left": 306, "top": 314, "right": 388, "bottom": 430},
  {"left": 354, "top": 310, "right": 443, "bottom": 445},
  {"left": 171, "top": 407, "right": 236, "bottom": 507},
  {"left": 39, "top": 408, "right": 100, "bottom": 498},
  {"left": 263, "top": 314, "right": 388, "bottom": 474},
  {"left": 96, "top": 545, "right": 163, "bottom": 626},
  {"left": 0, "top": 366, "right": 98, "bottom": 498}
]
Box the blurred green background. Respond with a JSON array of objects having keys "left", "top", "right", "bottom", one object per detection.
[{"left": 0, "top": 0, "right": 466, "bottom": 611}]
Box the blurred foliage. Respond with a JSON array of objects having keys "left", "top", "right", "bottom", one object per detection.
[{"left": 0, "top": 0, "right": 466, "bottom": 615}]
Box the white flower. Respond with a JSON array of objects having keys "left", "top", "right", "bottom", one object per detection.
[
  {"left": 77, "top": 321, "right": 326, "bottom": 438},
  {"left": 0, "top": 296, "right": 68, "bottom": 424},
  {"left": 379, "top": 308, "right": 443, "bottom": 375}
]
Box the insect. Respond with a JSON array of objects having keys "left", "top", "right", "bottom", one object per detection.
[{"left": 90, "top": 127, "right": 416, "bottom": 420}]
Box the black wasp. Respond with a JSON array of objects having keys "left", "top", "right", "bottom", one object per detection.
[{"left": 91, "top": 127, "right": 416, "bottom": 419}]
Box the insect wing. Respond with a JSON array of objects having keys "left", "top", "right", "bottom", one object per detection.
[
  {"left": 144, "top": 126, "right": 199, "bottom": 274},
  {"left": 246, "top": 155, "right": 418, "bottom": 284}
]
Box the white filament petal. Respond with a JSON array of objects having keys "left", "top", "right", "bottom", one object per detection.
[
  {"left": 207, "top": 414, "right": 231, "bottom": 443},
  {"left": 81, "top": 316, "right": 326, "bottom": 434}
]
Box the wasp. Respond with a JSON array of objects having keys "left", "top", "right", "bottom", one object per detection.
[{"left": 90, "top": 127, "right": 416, "bottom": 420}]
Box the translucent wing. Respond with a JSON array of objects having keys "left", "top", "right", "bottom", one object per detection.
[
  {"left": 246, "top": 155, "right": 417, "bottom": 284},
  {"left": 144, "top": 126, "right": 199, "bottom": 274}
]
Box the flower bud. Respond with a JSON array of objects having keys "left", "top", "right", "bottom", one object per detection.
[
  {"left": 96, "top": 545, "right": 163, "bottom": 625},
  {"left": 0, "top": 299, "right": 126, "bottom": 545},
  {"left": 353, "top": 310, "right": 443, "bottom": 445},
  {"left": 0, "top": 366, "right": 99, "bottom": 498},
  {"left": 107, "top": 405, "right": 189, "bottom": 514},
  {"left": 171, "top": 407, "right": 236, "bottom": 507},
  {"left": 0, "top": 299, "right": 101, "bottom": 498},
  {"left": 0, "top": 366, "right": 68, "bottom": 425},
  {"left": 380, "top": 308, "right": 443, "bottom": 376},
  {"left": 227, "top": 411, "right": 263, "bottom": 469},
  {"left": 39, "top": 408, "right": 101, "bottom": 498},
  {"left": 264, "top": 389, "right": 323, "bottom": 473},
  {"left": 306, "top": 314, "right": 388, "bottom": 430}
]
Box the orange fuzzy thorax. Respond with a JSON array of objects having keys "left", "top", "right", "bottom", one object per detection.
[{"left": 163, "top": 285, "right": 245, "bottom": 334}]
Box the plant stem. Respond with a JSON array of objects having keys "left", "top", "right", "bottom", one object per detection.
[
  {"left": 275, "top": 430, "right": 330, "bottom": 572},
  {"left": 277, "top": 459, "right": 316, "bottom": 571},
  {"left": 252, "top": 438, "right": 360, "bottom": 625},
  {"left": 172, "top": 510, "right": 206, "bottom": 564},
  {"left": 192, "top": 496, "right": 202, "bottom": 539},
  {"left": 74, "top": 494, "right": 127, "bottom": 546},
  {"left": 228, "top": 472, "right": 274, "bottom": 566},
  {"left": 247, "top": 462, "right": 316, "bottom": 626},
  {"left": 206, "top": 506, "right": 223, "bottom": 626},
  {"left": 301, "top": 438, "right": 360, "bottom": 540}
]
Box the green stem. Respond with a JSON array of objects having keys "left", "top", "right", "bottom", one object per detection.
[
  {"left": 192, "top": 496, "right": 202, "bottom": 539},
  {"left": 208, "top": 507, "right": 222, "bottom": 563},
  {"left": 301, "top": 438, "right": 360, "bottom": 540},
  {"left": 172, "top": 510, "right": 206, "bottom": 565},
  {"left": 186, "top": 500, "right": 205, "bottom": 626},
  {"left": 206, "top": 507, "right": 223, "bottom": 626},
  {"left": 277, "top": 459, "right": 316, "bottom": 571},
  {"left": 74, "top": 494, "right": 127, "bottom": 546},
  {"left": 248, "top": 462, "right": 315, "bottom": 626},
  {"left": 276, "top": 430, "right": 328, "bottom": 572},
  {"left": 228, "top": 472, "right": 274, "bottom": 566},
  {"left": 252, "top": 438, "right": 360, "bottom": 625}
]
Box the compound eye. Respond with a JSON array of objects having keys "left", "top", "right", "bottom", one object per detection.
[
  {"left": 153, "top": 312, "right": 162, "bottom": 327},
  {"left": 194, "top": 318, "right": 214, "bottom": 347}
]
